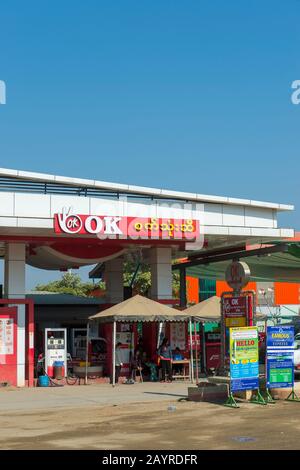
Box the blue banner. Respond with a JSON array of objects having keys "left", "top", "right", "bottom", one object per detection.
[
  {"left": 267, "top": 326, "right": 295, "bottom": 389},
  {"left": 230, "top": 327, "right": 259, "bottom": 393}
]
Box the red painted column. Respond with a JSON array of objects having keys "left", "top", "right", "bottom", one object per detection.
[
  {"left": 142, "top": 323, "right": 158, "bottom": 361},
  {"left": 102, "top": 323, "right": 113, "bottom": 377},
  {"left": 27, "top": 301, "right": 35, "bottom": 387},
  {"left": 0, "top": 299, "right": 34, "bottom": 387}
]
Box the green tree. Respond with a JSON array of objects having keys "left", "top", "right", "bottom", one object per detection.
[
  {"left": 35, "top": 272, "right": 104, "bottom": 297},
  {"left": 123, "top": 252, "right": 180, "bottom": 297},
  {"left": 35, "top": 257, "right": 180, "bottom": 298}
]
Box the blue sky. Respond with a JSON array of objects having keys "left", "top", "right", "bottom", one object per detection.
[{"left": 0, "top": 1, "right": 300, "bottom": 288}]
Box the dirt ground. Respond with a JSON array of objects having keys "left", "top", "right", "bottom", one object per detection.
[{"left": 1, "top": 397, "right": 300, "bottom": 450}]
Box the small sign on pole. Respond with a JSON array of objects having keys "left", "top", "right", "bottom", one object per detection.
[
  {"left": 220, "top": 261, "right": 254, "bottom": 376},
  {"left": 220, "top": 291, "right": 255, "bottom": 374},
  {"left": 225, "top": 261, "right": 251, "bottom": 292}
]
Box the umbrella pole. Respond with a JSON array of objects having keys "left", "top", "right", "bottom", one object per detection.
[
  {"left": 189, "top": 318, "right": 194, "bottom": 383},
  {"left": 157, "top": 322, "right": 163, "bottom": 350},
  {"left": 112, "top": 321, "right": 116, "bottom": 387},
  {"left": 202, "top": 321, "right": 207, "bottom": 375},
  {"left": 194, "top": 320, "right": 199, "bottom": 384},
  {"left": 85, "top": 321, "right": 90, "bottom": 385}
]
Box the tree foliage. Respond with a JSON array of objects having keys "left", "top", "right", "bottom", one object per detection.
[
  {"left": 35, "top": 255, "right": 180, "bottom": 298},
  {"left": 35, "top": 272, "right": 103, "bottom": 297},
  {"left": 123, "top": 252, "right": 180, "bottom": 297}
]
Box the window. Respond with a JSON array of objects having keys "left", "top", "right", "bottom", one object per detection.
[{"left": 199, "top": 279, "right": 216, "bottom": 301}]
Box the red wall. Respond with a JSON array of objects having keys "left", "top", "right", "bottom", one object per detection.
[
  {"left": 275, "top": 283, "right": 300, "bottom": 305},
  {"left": 186, "top": 276, "right": 199, "bottom": 304},
  {"left": 216, "top": 280, "right": 257, "bottom": 298}
]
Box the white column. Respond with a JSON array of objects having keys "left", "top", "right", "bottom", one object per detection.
[
  {"left": 112, "top": 321, "right": 116, "bottom": 387},
  {"left": 150, "top": 247, "right": 172, "bottom": 300},
  {"left": 5, "top": 243, "right": 26, "bottom": 387},
  {"left": 105, "top": 256, "right": 124, "bottom": 303}
]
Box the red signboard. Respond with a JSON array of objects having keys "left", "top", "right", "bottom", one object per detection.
[
  {"left": 0, "top": 307, "right": 18, "bottom": 387},
  {"left": 188, "top": 334, "right": 201, "bottom": 350},
  {"left": 223, "top": 296, "right": 247, "bottom": 318},
  {"left": 54, "top": 212, "right": 200, "bottom": 241},
  {"left": 206, "top": 343, "right": 221, "bottom": 370}
]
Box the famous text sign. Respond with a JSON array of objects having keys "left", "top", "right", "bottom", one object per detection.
[{"left": 267, "top": 326, "right": 294, "bottom": 390}]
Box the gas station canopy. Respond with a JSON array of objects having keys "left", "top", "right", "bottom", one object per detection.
[
  {"left": 174, "top": 243, "right": 300, "bottom": 283},
  {"left": 0, "top": 167, "right": 295, "bottom": 270}
]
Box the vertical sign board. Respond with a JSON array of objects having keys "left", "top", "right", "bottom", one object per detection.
[
  {"left": 170, "top": 323, "right": 186, "bottom": 351},
  {"left": 230, "top": 327, "right": 259, "bottom": 392},
  {"left": 224, "top": 297, "right": 248, "bottom": 358},
  {"left": 116, "top": 332, "right": 134, "bottom": 374},
  {"left": 0, "top": 308, "right": 18, "bottom": 386},
  {"left": 267, "top": 326, "right": 294, "bottom": 389}
]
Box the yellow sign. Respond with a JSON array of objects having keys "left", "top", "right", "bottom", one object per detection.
[
  {"left": 230, "top": 327, "right": 259, "bottom": 364},
  {"left": 226, "top": 317, "right": 247, "bottom": 328}
]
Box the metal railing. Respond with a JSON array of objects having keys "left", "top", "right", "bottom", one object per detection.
[{"left": 0, "top": 176, "right": 193, "bottom": 204}]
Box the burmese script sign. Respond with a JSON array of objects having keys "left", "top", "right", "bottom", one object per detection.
[
  {"left": 0, "top": 318, "right": 14, "bottom": 355},
  {"left": 54, "top": 209, "right": 200, "bottom": 241}
]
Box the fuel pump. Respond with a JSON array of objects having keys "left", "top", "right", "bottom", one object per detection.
[{"left": 45, "top": 328, "right": 67, "bottom": 378}]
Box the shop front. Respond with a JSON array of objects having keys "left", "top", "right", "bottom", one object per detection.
[{"left": 0, "top": 167, "right": 296, "bottom": 386}]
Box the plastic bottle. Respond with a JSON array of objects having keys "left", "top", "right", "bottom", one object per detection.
[{"left": 168, "top": 405, "right": 177, "bottom": 412}]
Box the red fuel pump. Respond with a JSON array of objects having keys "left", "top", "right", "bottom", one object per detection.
[{"left": 205, "top": 333, "right": 221, "bottom": 371}]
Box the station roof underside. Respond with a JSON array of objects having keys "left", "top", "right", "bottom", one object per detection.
[{"left": 174, "top": 244, "right": 300, "bottom": 283}]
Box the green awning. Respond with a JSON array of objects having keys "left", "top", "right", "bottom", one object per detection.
[{"left": 186, "top": 244, "right": 300, "bottom": 283}]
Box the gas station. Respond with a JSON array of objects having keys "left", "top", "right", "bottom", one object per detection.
[{"left": 0, "top": 167, "right": 299, "bottom": 388}]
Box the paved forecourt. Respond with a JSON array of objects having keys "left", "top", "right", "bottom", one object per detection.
[{"left": 0, "top": 382, "right": 189, "bottom": 413}]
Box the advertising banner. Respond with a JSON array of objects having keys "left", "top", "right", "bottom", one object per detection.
[
  {"left": 224, "top": 297, "right": 248, "bottom": 318},
  {"left": 170, "top": 323, "right": 186, "bottom": 351},
  {"left": 230, "top": 327, "right": 259, "bottom": 392},
  {"left": 0, "top": 318, "right": 14, "bottom": 355},
  {"left": 54, "top": 211, "right": 200, "bottom": 241},
  {"left": 267, "top": 326, "right": 294, "bottom": 390},
  {"left": 223, "top": 297, "right": 248, "bottom": 358},
  {"left": 116, "top": 332, "right": 134, "bottom": 372}
]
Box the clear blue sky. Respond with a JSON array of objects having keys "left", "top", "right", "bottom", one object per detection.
[{"left": 0, "top": 0, "right": 299, "bottom": 288}]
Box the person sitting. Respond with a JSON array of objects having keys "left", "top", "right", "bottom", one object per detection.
[
  {"left": 135, "top": 337, "right": 144, "bottom": 358},
  {"left": 172, "top": 347, "right": 184, "bottom": 376},
  {"left": 138, "top": 351, "right": 151, "bottom": 380},
  {"left": 173, "top": 347, "right": 184, "bottom": 361},
  {"left": 131, "top": 349, "right": 143, "bottom": 382}
]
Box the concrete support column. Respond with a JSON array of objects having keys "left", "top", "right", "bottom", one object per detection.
[
  {"left": 4, "top": 243, "right": 26, "bottom": 387},
  {"left": 179, "top": 268, "right": 187, "bottom": 308},
  {"left": 150, "top": 247, "right": 173, "bottom": 301},
  {"left": 105, "top": 256, "right": 124, "bottom": 303}
]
